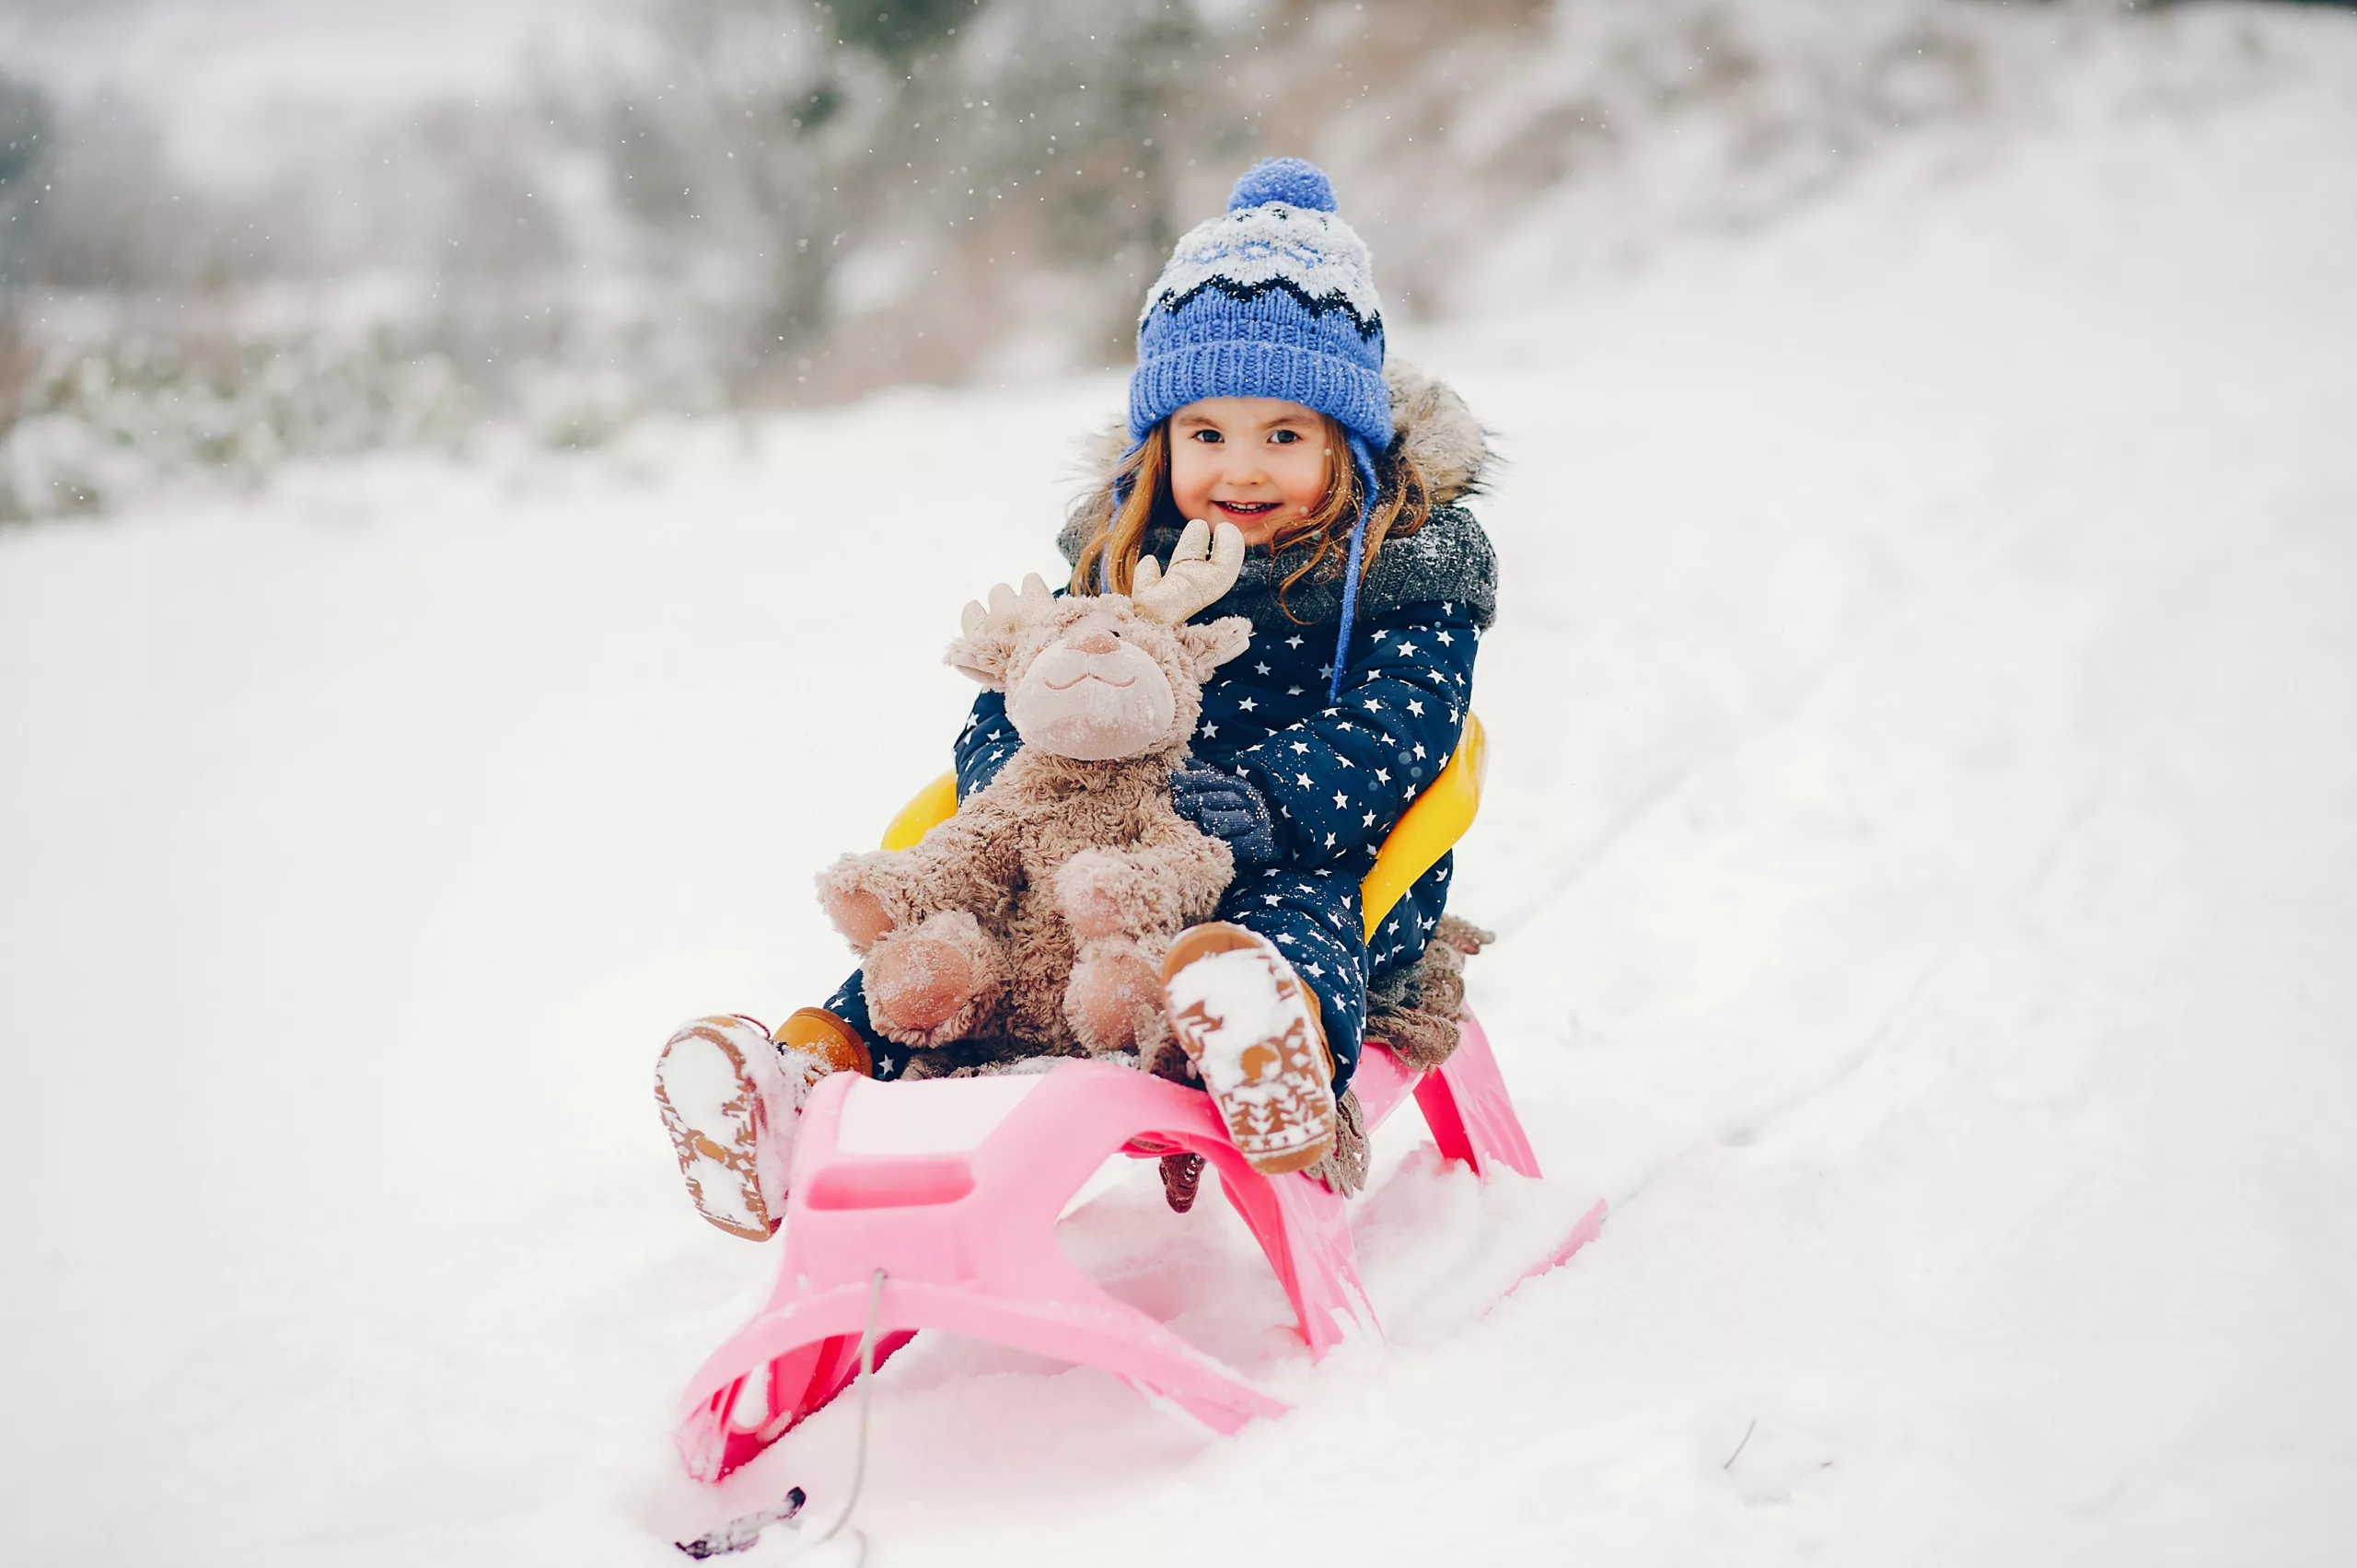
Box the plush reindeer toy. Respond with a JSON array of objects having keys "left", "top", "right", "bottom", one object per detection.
[{"left": 817, "top": 519, "right": 1254, "bottom": 1066}]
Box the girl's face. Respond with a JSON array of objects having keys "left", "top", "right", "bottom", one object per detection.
[{"left": 1167, "top": 397, "right": 1332, "bottom": 548}]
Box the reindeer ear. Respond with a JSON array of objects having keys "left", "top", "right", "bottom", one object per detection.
[
  {"left": 945, "top": 628, "right": 1017, "bottom": 690},
  {"left": 1175, "top": 615, "right": 1254, "bottom": 681}
]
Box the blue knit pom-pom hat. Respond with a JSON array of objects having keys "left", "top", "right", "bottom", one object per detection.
[{"left": 1127, "top": 157, "right": 1390, "bottom": 701}]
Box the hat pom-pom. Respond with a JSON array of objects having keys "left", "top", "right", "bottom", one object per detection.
[{"left": 1227, "top": 157, "right": 1337, "bottom": 214}]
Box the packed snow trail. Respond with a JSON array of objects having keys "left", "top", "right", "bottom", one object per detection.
[{"left": 6, "top": 23, "right": 2357, "bottom": 1568}]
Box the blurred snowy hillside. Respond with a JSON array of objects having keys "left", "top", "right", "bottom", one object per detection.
[{"left": 1, "top": 0, "right": 2349, "bottom": 520}]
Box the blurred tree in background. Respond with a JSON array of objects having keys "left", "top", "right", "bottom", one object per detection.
[
  {"left": 0, "top": 74, "right": 45, "bottom": 280},
  {"left": 0, "top": 73, "right": 50, "bottom": 435},
  {"left": 828, "top": 0, "right": 987, "bottom": 64},
  {"left": 0, "top": 0, "right": 2342, "bottom": 521}
]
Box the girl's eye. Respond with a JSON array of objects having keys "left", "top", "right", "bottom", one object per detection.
[
  {"left": 1270, "top": 429, "right": 1301, "bottom": 444},
  {"left": 1189, "top": 428, "right": 1223, "bottom": 444}
]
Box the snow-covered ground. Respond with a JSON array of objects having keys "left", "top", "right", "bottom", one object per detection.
[{"left": 6, "top": 17, "right": 2357, "bottom": 1566}]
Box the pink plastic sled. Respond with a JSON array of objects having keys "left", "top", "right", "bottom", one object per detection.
[{"left": 675, "top": 1009, "right": 1606, "bottom": 1482}]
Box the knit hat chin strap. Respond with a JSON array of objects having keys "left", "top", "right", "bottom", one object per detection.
[{"left": 1332, "top": 434, "right": 1381, "bottom": 704}]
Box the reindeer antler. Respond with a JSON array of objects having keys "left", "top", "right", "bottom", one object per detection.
[
  {"left": 958, "top": 572, "right": 1059, "bottom": 638},
  {"left": 1132, "top": 518, "right": 1246, "bottom": 625}
]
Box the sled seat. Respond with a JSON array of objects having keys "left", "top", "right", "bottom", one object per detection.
[{"left": 675, "top": 1013, "right": 1581, "bottom": 1483}]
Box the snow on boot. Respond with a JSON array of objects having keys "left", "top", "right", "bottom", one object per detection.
[
  {"left": 656, "top": 1010, "right": 871, "bottom": 1240},
  {"left": 1162, "top": 923, "right": 1339, "bottom": 1176}
]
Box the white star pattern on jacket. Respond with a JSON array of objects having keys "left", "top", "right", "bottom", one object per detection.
[{"left": 1183, "top": 600, "right": 1477, "bottom": 874}]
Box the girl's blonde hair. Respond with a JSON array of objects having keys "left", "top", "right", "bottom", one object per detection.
[{"left": 1068, "top": 414, "right": 1433, "bottom": 622}]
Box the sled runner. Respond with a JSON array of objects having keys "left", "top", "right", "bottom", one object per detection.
[{"left": 674, "top": 716, "right": 1607, "bottom": 1483}]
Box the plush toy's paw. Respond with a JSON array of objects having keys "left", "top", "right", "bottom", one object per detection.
[
  {"left": 1054, "top": 848, "right": 1181, "bottom": 941},
  {"left": 1062, "top": 937, "right": 1165, "bottom": 1054},
  {"left": 865, "top": 911, "right": 1004, "bottom": 1048},
  {"left": 816, "top": 854, "right": 900, "bottom": 951},
  {"left": 1054, "top": 850, "right": 1129, "bottom": 941}
]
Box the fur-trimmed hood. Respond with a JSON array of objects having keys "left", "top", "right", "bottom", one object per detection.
[{"left": 1055, "top": 361, "right": 1500, "bottom": 631}]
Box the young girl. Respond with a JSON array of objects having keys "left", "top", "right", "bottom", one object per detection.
[{"left": 656, "top": 157, "right": 1497, "bottom": 1238}]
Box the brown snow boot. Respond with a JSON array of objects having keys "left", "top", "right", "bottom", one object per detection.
[
  {"left": 1158, "top": 1152, "right": 1207, "bottom": 1213},
  {"left": 1161, "top": 923, "right": 1338, "bottom": 1176},
  {"left": 655, "top": 1009, "right": 871, "bottom": 1240},
  {"left": 774, "top": 1005, "right": 875, "bottom": 1082}
]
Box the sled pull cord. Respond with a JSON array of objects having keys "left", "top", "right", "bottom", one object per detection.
[
  {"left": 807, "top": 1268, "right": 888, "bottom": 1561},
  {"left": 675, "top": 1268, "right": 886, "bottom": 1562}
]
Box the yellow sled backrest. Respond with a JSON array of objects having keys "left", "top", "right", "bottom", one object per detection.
[
  {"left": 1355, "top": 711, "right": 1487, "bottom": 939},
  {"left": 878, "top": 713, "right": 1488, "bottom": 941},
  {"left": 880, "top": 772, "right": 963, "bottom": 854}
]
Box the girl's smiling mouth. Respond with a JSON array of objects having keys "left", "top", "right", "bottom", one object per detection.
[{"left": 1212, "top": 499, "right": 1279, "bottom": 517}]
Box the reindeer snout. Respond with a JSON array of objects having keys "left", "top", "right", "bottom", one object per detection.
[{"left": 1068, "top": 628, "right": 1120, "bottom": 656}]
